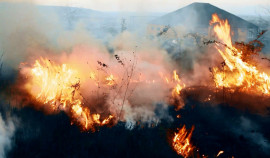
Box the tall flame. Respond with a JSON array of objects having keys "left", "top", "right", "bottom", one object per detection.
[
  {"left": 22, "top": 57, "right": 186, "bottom": 131},
  {"left": 210, "top": 13, "right": 270, "bottom": 95},
  {"left": 26, "top": 58, "right": 113, "bottom": 131},
  {"left": 172, "top": 70, "right": 185, "bottom": 98},
  {"left": 172, "top": 125, "right": 195, "bottom": 158},
  {"left": 159, "top": 70, "right": 185, "bottom": 108}
]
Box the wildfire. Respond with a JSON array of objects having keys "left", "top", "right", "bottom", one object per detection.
[
  {"left": 25, "top": 58, "right": 114, "bottom": 131},
  {"left": 30, "top": 58, "right": 81, "bottom": 109},
  {"left": 21, "top": 56, "right": 186, "bottom": 131},
  {"left": 172, "top": 70, "right": 185, "bottom": 98},
  {"left": 172, "top": 125, "right": 195, "bottom": 158},
  {"left": 159, "top": 70, "right": 185, "bottom": 97},
  {"left": 210, "top": 13, "right": 270, "bottom": 95}
]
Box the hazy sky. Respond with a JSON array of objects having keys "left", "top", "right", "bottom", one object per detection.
[{"left": 3, "top": 0, "right": 270, "bottom": 15}]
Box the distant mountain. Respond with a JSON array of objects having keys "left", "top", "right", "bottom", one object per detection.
[
  {"left": 37, "top": 5, "right": 105, "bottom": 19},
  {"left": 151, "top": 2, "right": 258, "bottom": 29},
  {"left": 241, "top": 15, "right": 270, "bottom": 30},
  {"left": 36, "top": 5, "right": 164, "bottom": 38},
  {"left": 0, "top": 2, "right": 165, "bottom": 39},
  {"left": 259, "top": 31, "right": 270, "bottom": 53},
  {"left": 0, "top": 2, "right": 103, "bottom": 18}
]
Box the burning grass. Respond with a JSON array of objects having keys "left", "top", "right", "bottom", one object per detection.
[
  {"left": 15, "top": 48, "right": 186, "bottom": 132},
  {"left": 1, "top": 10, "right": 270, "bottom": 158},
  {"left": 210, "top": 13, "right": 270, "bottom": 96},
  {"left": 172, "top": 125, "right": 195, "bottom": 158},
  {"left": 23, "top": 58, "right": 115, "bottom": 131}
]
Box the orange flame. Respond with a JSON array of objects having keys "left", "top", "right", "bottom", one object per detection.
[
  {"left": 105, "top": 74, "right": 116, "bottom": 86},
  {"left": 26, "top": 58, "right": 114, "bottom": 131},
  {"left": 172, "top": 70, "right": 184, "bottom": 96},
  {"left": 159, "top": 70, "right": 185, "bottom": 98},
  {"left": 22, "top": 57, "right": 186, "bottom": 131},
  {"left": 172, "top": 125, "right": 195, "bottom": 158},
  {"left": 210, "top": 13, "right": 270, "bottom": 95},
  {"left": 158, "top": 70, "right": 185, "bottom": 108}
]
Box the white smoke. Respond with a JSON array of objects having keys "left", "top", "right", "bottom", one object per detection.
[
  {"left": 0, "top": 114, "right": 16, "bottom": 158},
  {"left": 233, "top": 116, "right": 270, "bottom": 153}
]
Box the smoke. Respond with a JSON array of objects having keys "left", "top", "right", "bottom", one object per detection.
[
  {"left": 0, "top": 3, "right": 62, "bottom": 75},
  {"left": 1, "top": 2, "right": 270, "bottom": 158},
  {"left": 235, "top": 116, "right": 270, "bottom": 152},
  {"left": 0, "top": 0, "right": 269, "bottom": 134},
  {"left": 161, "top": 15, "right": 270, "bottom": 115},
  {"left": 16, "top": 35, "right": 176, "bottom": 129},
  {"left": 0, "top": 114, "right": 16, "bottom": 158},
  {"left": 0, "top": 3, "right": 179, "bottom": 131}
]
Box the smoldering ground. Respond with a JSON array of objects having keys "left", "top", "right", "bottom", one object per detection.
[{"left": 3, "top": 96, "right": 270, "bottom": 158}]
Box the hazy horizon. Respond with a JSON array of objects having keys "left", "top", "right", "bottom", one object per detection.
[{"left": 0, "top": 0, "right": 269, "bottom": 16}]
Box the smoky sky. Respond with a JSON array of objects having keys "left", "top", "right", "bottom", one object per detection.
[{"left": 0, "top": 0, "right": 268, "bottom": 15}]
